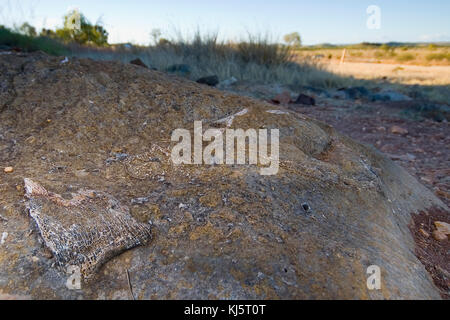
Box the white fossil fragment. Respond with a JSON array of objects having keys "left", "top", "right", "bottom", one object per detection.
[{"left": 215, "top": 108, "right": 248, "bottom": 127}]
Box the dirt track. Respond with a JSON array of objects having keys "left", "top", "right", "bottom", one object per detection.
[{"left": 324, "top": 61, "right": 450, "bottom": 85}]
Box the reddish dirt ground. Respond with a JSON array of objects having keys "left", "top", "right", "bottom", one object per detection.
[
  {"left": 290, "top": 100, "right": 450, "bottom": 208},
  {"left": 409, "top": 207, "right": 450, "bottom": 299},
  {"left": 289, "top": 99, "right": 450, "bottom": 298}
]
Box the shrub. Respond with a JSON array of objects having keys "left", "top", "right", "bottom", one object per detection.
[
  {"left": 0, "top": 26, "right": 68, "bottom": 55},
  {"left": 42, "top": 10, "right": 109, "bottom": 46},
  {"left": 236, "top": 34, "right": 292, "bottom": 66},
  {"left": 374, "top": 51, "right": 384, "bottom": 58},
  {"left": 283, "top": 32, "right": 301, "bottom": 48},
  {"left": 396, "top": 53, "right": 415, "bottom": 62},
  {"left": 426, "top": 53, "right": 450, "bottom": 61},
  {"left": 72, "top": 31, "right": 351, "bottom": 89}
]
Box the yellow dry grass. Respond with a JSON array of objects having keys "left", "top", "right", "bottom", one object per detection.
[{"left": 324, "top": 61, "right": 450, "bottom": 86}]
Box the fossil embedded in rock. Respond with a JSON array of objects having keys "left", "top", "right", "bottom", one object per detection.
[{"left": 24, "top": 178, "right": 152, "bottom": 278}]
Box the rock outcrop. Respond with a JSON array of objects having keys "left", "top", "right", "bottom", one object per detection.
[{"left": 0, "top": 52, "right": 447, "bottom": 299}]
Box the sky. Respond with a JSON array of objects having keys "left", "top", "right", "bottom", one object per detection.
[{"left": 0, "top": 0, "right": 449, "bottom": 45}]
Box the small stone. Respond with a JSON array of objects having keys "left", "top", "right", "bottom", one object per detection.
[
  {"left": 419, "top": 228, "right": 429, "bottom": 238},
  {"left": 130, "top": 58, "right": 148, "bottom": 68},
  {"left": 196, "top": 75, "right": 219, "bottom": 87},
  {"left": 0, "top": 232, "right": 8, "bottom": 244},
  {"left": 420, "top": 176, "right": 433, "bottom": 184},
  {"left": 271, "top": 91, "right": 292, "bottom": 105},
  {"left": 390, "top": 126, "right": 408, "bottom": 135},
  {"left": 131, "top": 197, "right": 149, "bottom": 205},
  {"left": 42, "top": 248, "right": 53, "bottom": 259},
  {"left": 4, "top": 167, "right": 13, "bottom": 173},
  {"left": 434, "top": 221, "right": 450, "bottom": 235},
  {"left": 432, "top": 230, "right": 447, "bottom": 241},
  {"left": 179, "top": 203, "right": 188, "bottom": 209},
  {"left": 293, "top": 94, "right": 315, "bottom": 106}
]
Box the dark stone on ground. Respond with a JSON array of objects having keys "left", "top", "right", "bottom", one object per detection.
[
  {"left": 271, "top": 91, "right": 292, "bottom": 105},
  {"left": 293, "top": 93, "right": 315, "bottom": 106},
  {"left": 196, "top": 75, "right": 219, "bottom": 87},
  {"left": 130, "top": 58, "right": 148, "bottom": 69}
]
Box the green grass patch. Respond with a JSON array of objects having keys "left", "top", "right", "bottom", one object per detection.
[{"left": 0, "top": 26, "right": 68, "bottom": 56}]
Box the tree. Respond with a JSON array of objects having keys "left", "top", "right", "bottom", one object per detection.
[
  {"left": 18, "top": 22, "right": 37, "bottom": 37},
  {"left": 158, "top": 38, "right": 171, "bottom": 46},
  {"left": 52, "top": 10, "right": 109, "bottom": 46},
  {"left": 150, "top": 28, "right": 162, "bottom": 45},
  {"left": 283, "top": 32, "right": 301, "bottom": 48}
]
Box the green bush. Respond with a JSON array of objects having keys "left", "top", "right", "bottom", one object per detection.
[
  {"left": 42, "top": 10, "right": 108, "bottom": 46},
  {"left": 0, "top": 26, "right": 68, "bottom": 55}
]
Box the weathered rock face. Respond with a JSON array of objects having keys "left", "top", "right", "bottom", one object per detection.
[
  {"left": 0, "top": 52, "right": 447, "bottom": 299},
  {"left": 24, "top": 178, "right": 152, "bottom": 279}
]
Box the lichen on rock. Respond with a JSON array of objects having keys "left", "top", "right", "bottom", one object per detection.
[{"left": 0, "top": 52, "right": 447, "bottom": 299}]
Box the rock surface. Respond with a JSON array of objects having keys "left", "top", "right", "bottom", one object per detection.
[
  {"left": 0, "top": 52, "right": 447, "bottom": 299},
  {"left": 24, "top": 178, "right": 152, "bottom": 278}
]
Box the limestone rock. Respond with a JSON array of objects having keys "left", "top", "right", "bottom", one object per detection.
[{"left": 0, "top": 52, "right": 447, "bottom": 299}]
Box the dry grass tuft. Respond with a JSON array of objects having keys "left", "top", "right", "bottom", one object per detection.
[{"left": 69, "top": 31, "right": 355, "bottom": 90}]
